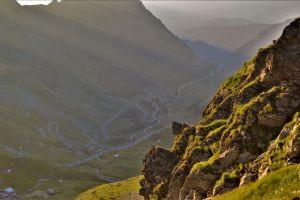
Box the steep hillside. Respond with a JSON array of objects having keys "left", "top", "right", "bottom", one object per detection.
[
  {"left": 141, "top": 18, "right": 300, "bottom": 200},
  {"left": 0, "top": 0, "right": 215, "bottom": 199}
]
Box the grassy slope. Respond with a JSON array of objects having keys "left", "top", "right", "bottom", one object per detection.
[
  {"left": 76, "top": 176, "right": 143, "bottom": 200},
  {"left": 0, "top": 151, "right": 101, "bottom": 200},
  {"left": 0, "top": 1, "right": 214, "bottom": 199},
  {"left": 216, "top": 164, "right": 300, "bottom": 200}
]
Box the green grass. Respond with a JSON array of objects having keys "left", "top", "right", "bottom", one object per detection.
[
  {"left": 0, "top": 151, "right": 101, "bottom": 199},
  {"left": 216, "top": 164, "right": 300, "bottom": 200},
  {"left": 219, "top": 59, "right": 254, "bottom": 93},
  {"left": 215, "top": 170, "right": 238, "bottom": 190},
  {"left": 75, "top": 176, "right": 143, "bottom": 200},
  {"left": 197, "top": 119, "right": 227, "bottom": 136},
  {"left": 191, "top": 152, "right": 220, "bottom": 172}
]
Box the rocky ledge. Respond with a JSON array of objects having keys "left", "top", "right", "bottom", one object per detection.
[{"left": 140, "top": 18, "right": 300, "bottom": 200}]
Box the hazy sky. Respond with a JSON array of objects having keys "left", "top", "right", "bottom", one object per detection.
[
  {"left": 16, "top": 0, "right": 300, "bottom": 34},
  {"left": 142, "top": 1, "right": 300, "bottom": 32}
]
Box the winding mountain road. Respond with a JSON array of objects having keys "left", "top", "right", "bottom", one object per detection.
[
  {"left": 66, "top": 72, "right": 222, "bottom": 167},
  {"left": 101, "top": 104, "right": 130, "bottom": 140},
  {"left": 66, "top": 81, "right": 193, "bottom": 167}
]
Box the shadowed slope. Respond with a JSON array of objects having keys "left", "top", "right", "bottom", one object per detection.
[{"left": 0, "top": 1, "right": 214, "bottom": 199}]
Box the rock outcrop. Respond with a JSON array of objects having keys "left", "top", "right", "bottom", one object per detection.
[{"left": 140, "top": 18, "right": 300, "bottom": 200}]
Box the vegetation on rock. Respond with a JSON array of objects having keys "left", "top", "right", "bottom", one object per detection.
[{"left": 140, "top": 18, "right": 300, "bottom": 200}]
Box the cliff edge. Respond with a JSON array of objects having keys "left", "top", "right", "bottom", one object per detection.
[{"left": 140, "top": 18, "right": 300, "bottom": 200}]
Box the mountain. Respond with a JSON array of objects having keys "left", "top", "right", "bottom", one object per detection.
[
  {"left": 0, "top": 0, "right": 215, "bottom": 199},
  {"left": 183, "top": 39, "right": 247, "bottom": 71},
  {"left": 140, "top": 18, "right": 300, "bottom": 200},
  {"left": 180, "top": 19, "right": 294, "bottom": 74},
  {"left": 180, "top": 21, "right": 270, "bottom": 52},
  {"left": 236, "top": 19, "right": 294, "bottom": 57},
  {"left": 178, "top": 18, "right": 282, "bottom": 72}
]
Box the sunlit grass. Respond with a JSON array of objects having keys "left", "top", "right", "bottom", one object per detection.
[
  {"left": 76, "top": 176, "right": 143, "bottom": 200},
  {"left": 216, "top": 164, "right": 300, "bottom": 200}
]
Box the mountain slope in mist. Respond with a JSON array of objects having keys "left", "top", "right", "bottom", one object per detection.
[
  {"left": 180, "top": 18, "right": 270, "bottom": 52},
  {"left": 0, "top": 1, "right": 214, "bottom": 199},
  {"left": 236, "top": 19, "right": 294, "bottom": 57}
]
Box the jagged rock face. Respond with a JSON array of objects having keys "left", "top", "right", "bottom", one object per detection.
[
  {"left": 140, "top": 147, "right": 179, "bottom": 199},
  {"left": 140, "top": 18, "right": 300, "bottom": 200}
]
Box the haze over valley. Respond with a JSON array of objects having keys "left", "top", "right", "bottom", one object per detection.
[
  {"left": 0, "top": 1, "right": 217, "bottom": 198},
  {"left": 0, "top": 1, "right": 299, "bottom": 199},
  {"left": 143, "top": 1, "right": 300, "bottom": 70}
]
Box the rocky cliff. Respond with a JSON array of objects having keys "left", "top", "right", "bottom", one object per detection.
[{"left": 140, "top": 18, "right": 300, "bottom": 200}]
